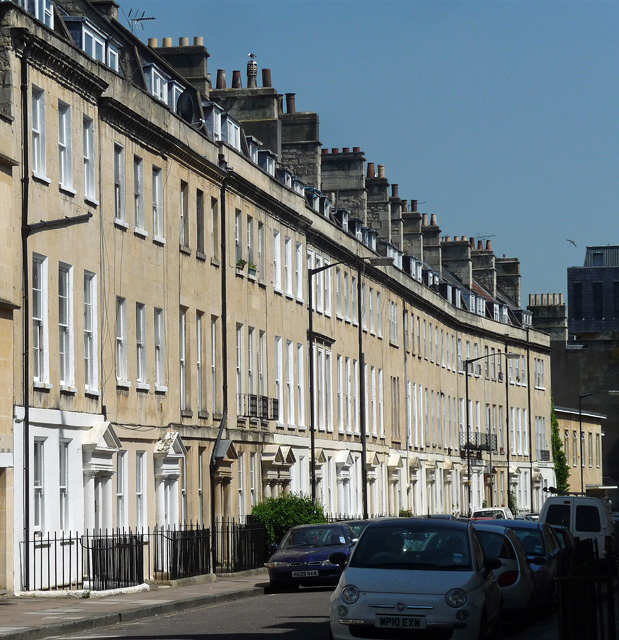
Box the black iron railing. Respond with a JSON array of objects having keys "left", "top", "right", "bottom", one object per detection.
[
  {"left": 460, "top": 432, "right": 497, "bottom": 452},
  {"left": 236, "top": 394, "right": 279, "bottom": 421},
  {"left": 213, "top": 519, "right": 266, "bottom": 573}
]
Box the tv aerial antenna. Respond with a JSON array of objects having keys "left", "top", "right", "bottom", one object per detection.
[{"left": 128, "top": 9, "right": 155, "bottom": 32}]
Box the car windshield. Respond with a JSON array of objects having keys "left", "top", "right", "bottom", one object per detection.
[
  {"left": 280, "top": 527, "right": 347, "bottom": 549},
  {"left": 473, "top": 510, "right": 505, "bottom": 519},
  {"left": 511, "top": 529, "right": 545, "bottom": 556},
  {"left": 350, "top": 525, "right": 472, "bottom": 570}
]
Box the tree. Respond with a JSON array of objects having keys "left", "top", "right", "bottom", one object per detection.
[
  {"left": 251, "top": 493, "right": 327, "bottom": 547},
  {"left": 551, "top": 398, "right": 570, "bottom": 493}
]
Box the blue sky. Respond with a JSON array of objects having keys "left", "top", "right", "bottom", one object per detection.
[{"left": 125, "top": 1, "right": 619, "bottom": 305}]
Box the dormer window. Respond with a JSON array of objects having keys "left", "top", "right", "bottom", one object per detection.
[
  {"left": 144, "top": 65, "right": 169, "bottom": 103},
  {"left": 455, "top": 289, "right": 462, "bottom": 308},
  {"left": 35, "top": 0, "right": 54, "bottom": 28},
  {"left": 258, "top": 150, "right": 276, "bottom": 176},
  {"left": 493, "top": 303, "right": 500, "bottom": 322},
  {"left": 168, "top": 81, "right": 184, "bottom": 111},
  {"left": 107, "top": 44, "right": 119, "bottom": 72},
  {"left": 247, "top": 137, "right": 260, "bottom": 164},
  {"left": 64, "top": 17, "right": 121, "bottom": 73},
  {"left": 203, "top": 102, "right": 223, "bottom": 141}
]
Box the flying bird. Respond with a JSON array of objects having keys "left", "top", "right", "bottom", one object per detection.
[{"left": 566, "top": 239, "right": 577, "bottom": 247}]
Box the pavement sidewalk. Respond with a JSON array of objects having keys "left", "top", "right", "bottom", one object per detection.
[{"left": 0, "top": 569, "right": 268, "bottom": 640}]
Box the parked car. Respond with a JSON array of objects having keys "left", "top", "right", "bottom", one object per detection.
[
  {"left": 471, "top": 506, "right": 514, "bottom": 519},
  {"left": 328, "top": 518, "right": 502, "bottom": 640},
  {"left": 479, "top": 519, "right": 561, "bottom": 611},
  {"left": 267, "top": 523, "right": 356, "bottom": 591},
  {"left": 339, "top": 518, "right": 380, "bottom": 539},
  {"left": 539, "top": 495, "right": 618, "bottom": 560},
  {"left": 474, "top": 522, "right": 536, "bottom": 619}
]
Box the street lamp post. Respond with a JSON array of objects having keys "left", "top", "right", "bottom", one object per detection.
[
  {"left": 308, "top": 255, "right": 392, "bottom": 514},
  {"left": 578, "top": 390, "right": 619, "bottom": 494},
  {"left": 464, "top": 351, "right": 520, "bottom": 516}
]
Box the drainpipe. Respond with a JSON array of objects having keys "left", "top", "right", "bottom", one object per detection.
[
  {"left": 526, "top": 328, "right": 533, "bottom": 512},
  {"left": 20, "top": 45, "right": 31, "bottom": 591},
  {"left": 209, "top": 162, "right": 229, "bottom": 571}
]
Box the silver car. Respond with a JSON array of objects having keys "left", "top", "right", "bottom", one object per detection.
[
  {"left": 475, "top": 522, "right": 535, "bottom": 619},
  {"left": 328, "top": 518, "right": 502, "bottom": 640}
]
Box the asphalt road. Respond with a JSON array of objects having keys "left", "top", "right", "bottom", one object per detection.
[{"left": 51, "top": 586, "right": 560, "bottom": 640}]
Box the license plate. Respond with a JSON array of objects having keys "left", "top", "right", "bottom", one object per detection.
[
  {"left": 375, "top": 615, "right": 426, "bottom": 629},
  {"left": 291, "top": 570, "right": 319, "bottom": 578}
]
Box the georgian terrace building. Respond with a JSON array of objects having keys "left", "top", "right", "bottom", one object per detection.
[{"left": 0, "top": 0, "right": 554, "bottom": 593}]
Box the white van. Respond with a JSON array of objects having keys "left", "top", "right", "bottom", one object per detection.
[
  {"left": 539, "top": 496, "right": 617, "bottom": 559},
  {"left": 471, "top": 507, "right": 514, "bottom": 519}
]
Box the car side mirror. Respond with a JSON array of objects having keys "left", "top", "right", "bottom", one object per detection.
[
  {"left": 329, "top": 551, "right": 348, "bottom": 567},
  {"left": 483, "top": 557, "right": 502, "bottom": 572}
]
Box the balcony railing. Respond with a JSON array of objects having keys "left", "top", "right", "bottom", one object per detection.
[
  {"left": 237, "top": 394, "right": 279, "bottom": 421},
  {"left": 460, "top": 432, "right": 498, "bottom": 452}
]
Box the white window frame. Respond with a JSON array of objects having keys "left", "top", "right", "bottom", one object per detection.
[
  {"left": 58, "top": 101, "right": 73, "bottom": 191},
  {"left": 33, "top": 438, "right": 45, "bottom": 532},
  {"left": 285, "top": 236, "right": 293, "bottom": 296},
  {"left": 273, "top": 230, "right": 282, "bottom": 291},
  {"left": 180, "top": 309, "right": 188, "bottom": 410},
  {"left": 136, "top": 302, "right": 147, "bottom": 386},
  {"left": 152, "top": 166, "right": 164, "bottom": 240},
  {"left": 59, "top": 440, "right": 69, "bottom": 531},
  {"left": 275, "top": 336, "right": 283, "bottom": 423},
  {"left": 134, "top": 156, "right": 144, "bottom": 231},
  {"left": 32, "top": 254, "right": 49, "bottom": 384},
  {"left": 324, "top": 259, "right": 332, "bottom": 317},
  {"left": 287, "top": 339, "right": 295, "bottom": 426},
  {"left": 135, "top": 451, "right": 146, "bottom": 529},
  {"left": 83, "top": 271, "right": 98, "bottom": 393},
  {"left": 58, "top": 262, "right": 74, "bottom": 389},
  {"left": 181, "top": 181, "right": 189, "bottom": 248},
  {"left": 295, "top": 241, "right": 303, "bottom": 300},
  {"left": 116, "top": 297, "right": 128, "bottom": 384},
  {"left": 154, "top": 307, "right": 166, "bottom": 390},
  {"left": 197, "top": 313, "right": 204, "bottom": 410},
  {"left": 116, "top": 451, "right": 128, "bottom": 528},
  {"left": 32, "top": 87, "right": 47, "bottom": 179},
  {"left": 114, "top": 143, "right": 125, "bottom": 223},
  {"left": 297, "top": 343, "right": 305, "bottom": 428},
  {"left": 83, "top": 116, "right": 96, "bottom": 202}
]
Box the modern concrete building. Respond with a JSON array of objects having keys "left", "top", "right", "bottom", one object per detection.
[{"left": 0, "top": 0, "right": 554, "bottom": 593}]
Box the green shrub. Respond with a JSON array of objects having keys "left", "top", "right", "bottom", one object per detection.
[
  {"left": 251, "top": 493, "right": 327, "bottom": 546},
  {"left": 399, "top": 509, "right": 412, "bottom": 517}
]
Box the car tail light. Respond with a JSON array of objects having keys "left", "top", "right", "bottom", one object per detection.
[{"left": 498, "top": 571, "right": 518, "bottom": 587}]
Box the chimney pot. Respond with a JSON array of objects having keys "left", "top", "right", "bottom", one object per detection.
[
  {"left": 277, "top": 94, "right": 284, "bottom": 115},
  {"left": 232, "top": 70, "right": 242, "bottom": 88},
  {"left": 422, "top": 213, "right": 429, "bottom": 226},
  {"left": 529, "top": 294, "right": 534, "bottom": 305},
  {"left": 392, "top": 184, "right": 399, "bottom": 198},
  {"left": 454, "top": 236, "right": 461, "bottom": 242},
  {"left": 462, "top": 236, "right": 468, "bottom": 242},
  {"left": 445, "top": 236, "right": 451, "bottom": 242},
  {"left": 378, "top": 164, "right": 385, "bottom": 178},
  {"left": 162, "top": 37, "right": 172, "bottom": 47},
  {"left": 262, "top": 68, "right": 272, "bottom": 87},
  {"left": 411, "top": 199, "right": 418, "bottom": 212},
  {"left": 430, "top": 214, "right": 438, "bottom": 226},
  {"left": 148, "top": 37, "right": 158, "bottom": 48},
  {"left": 367, "top": 162, "right": 375, "bottom": 178},
  {"left": 342, "top": 147, "right": 350, "bottom": 153},
  {"left": 469, "top": 237, "right": 475, "bottom": 248},
  {"left": 401, "top": 199, "right": 408, "bottom": 212},
  {"left": 560, "top": 293, "right": 564, "bottom": 304},
  {"left": 353, "top": 146, "right": 360, "bottom": 152},
  {"left": 216, "top": 69, "right": 226, "bottom": 89},
  {"left": 322, "top": 148, "right": 329, "bottom": 154},
  {"left": 285, "top": 93, "right": 296, "bottom": 113},
  {"left": 332, "top": 148, "right": 339, "bottom": 154},
  {"left": 486, "top": 239, "right": 492, "bottom": 251},
  {"left": 194, "top": 36, "right": 204, "bottom": 46},
  {"left": 179, "top": 37, "right": 189, "bottom": 46},
  {"left": 247, "top": 59, "right": 258, "bottom": 88},
  {"left": 477, "top": 240, "right": 483, "bottom": 250}
]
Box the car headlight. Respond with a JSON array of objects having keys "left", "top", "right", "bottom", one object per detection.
[
  {"left": 341, "top": 585, "right": 360, "bottom": 604},
  {"left": 268, "top": 561, "right": 289, "bottom": 568},
  {"left": 445, "top": 588, "right": 467, "bottom": 608}
]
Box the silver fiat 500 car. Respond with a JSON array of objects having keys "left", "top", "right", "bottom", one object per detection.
[{"left": 328, "top": 518, "right": 502, "bottom": 640}]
